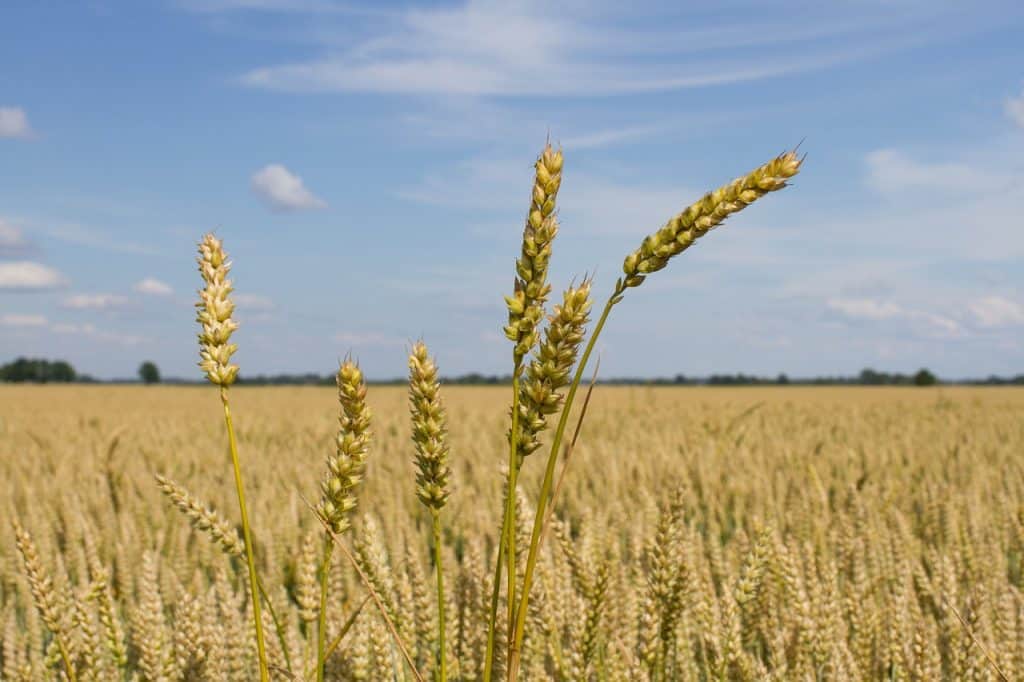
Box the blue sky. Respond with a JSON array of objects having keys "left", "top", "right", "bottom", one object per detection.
[{"left": 2, "top": 0, "right": 1023, "bottom": 380}]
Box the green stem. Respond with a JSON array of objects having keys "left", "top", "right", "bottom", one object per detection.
[
  {"left": 432, "top": 510, "right": 448, "bottom": 682},
  {"left": 482, "top": 502, "right": 509, "bottom": 682},
  {"left": 317, "top": 538, "right": 335, "bottom": 682},
  {"left": 221, "top": 388, "right": 270, "bottom": 682},
  {"left": 506, "top": 282, "right": 623, "bottom": 681},
  {"left": 483, "top": 362, "right": 522, "bottom": 682},
  {"left": 505, "top": 371, "right": 522, "bottom": 641}
]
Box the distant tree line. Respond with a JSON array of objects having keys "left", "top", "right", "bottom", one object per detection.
[
  {"left": 0, "top": 357, "right": 83, "bottom": 383},
  {"left": 3, "top": 357, "right": 1023, "bottom": 386}
]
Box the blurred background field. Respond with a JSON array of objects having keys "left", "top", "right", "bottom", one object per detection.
[{"left": 2, "top": 385, "right": 1023, "bottom": 679}]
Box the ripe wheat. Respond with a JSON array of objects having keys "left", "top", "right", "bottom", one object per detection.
[{"left": 6, "top": 141, "right": 1016, "bottom": 682}]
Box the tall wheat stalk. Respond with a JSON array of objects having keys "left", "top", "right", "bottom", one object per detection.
[
  {"left": 408, "top": 341, "right": 452, "bottom": 682},
  {"left": 484, "top": 142, "right": 564, "bottom": 682},
  {"left": 195, "top": 234, "right": 269, "bottom": 682},
  {"left": 315, "top": 359, "right": 372, "bottom": 681},
  {"left": 505, "top": 149, "right": 803, "bottom": 680}
]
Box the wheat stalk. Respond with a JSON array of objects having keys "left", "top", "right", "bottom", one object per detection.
[
  {"left": 11, "top": 520, "right": 77, "bottom": 681},
  {"left": 315, "top": 359, "right": 372, "bottom": 682},
  {"left": 195, "top": 232, "right": 269, "bottom": 682},
  {"left": 486, "top": 142, "right": 565, "bottom": 682},
  {"left": 408, "top": 340, "right": 451, "bottom": 681},
  {"left": 506, "top": 149, "right": 803, "bottom": 680}
]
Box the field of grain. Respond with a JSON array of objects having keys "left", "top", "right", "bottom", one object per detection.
[{"left": 1, "top": 384, "right": 1022, "bottom": 680}]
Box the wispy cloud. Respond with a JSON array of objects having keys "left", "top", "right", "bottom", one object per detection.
[
  {"left": 50, "top": 322, "right": 148, "bottom": 346},
  {"left": 251, "top": 164, "right": 327, "bottom": 211},
  {"left": 826, "top": 297, "right": 963, "bottom": 338},
  {"left": 62, "top": 293, "right": 130, "bottom": 310},
  {"left": 134, "top": 278, "right": 174, "bottom": 296},
  {"left": 0, "top": 106, "right": 33, "bottom": 139},
  {"left": 827, "top": 297, "right": 903, "bottom": 321},
  {"left": 560, "top": 124, "right": 666, "bottom": 151},
  {"left": 864, "top": 149, "right": 1004, "bottom": 195},
  {"left": 233, "top": 2, "right": 969, "bottom": 97},
  {"left": 0, "top": 313, "right": 48, "bottom": 328},
  {"left": 0, "top": 261, "right": 67, "bottom": 291},
  {"left": 969, "top": 296, "right": 1024, "bottom": 327},
  {"left": 0, "top": 313, "right": 148, "bottom": 346}
]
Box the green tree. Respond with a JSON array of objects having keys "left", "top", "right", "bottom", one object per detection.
[
  {"left": 138, "top": 361, "right": 161, "bottom": 384},
  {"left": 0, "top": 357, "right": 77, "bottom": 382},
  {"left": 913, "top": 368, "right": 937, "bottom": 386}
]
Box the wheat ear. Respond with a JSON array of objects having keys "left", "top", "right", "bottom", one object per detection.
[
  {"left": 155, "top": 474, "right": 245, "bottom": 557},
  {"left": 302, "top": 496, "right": 426, "bottom": 682},
  {"left": 315, "top": 359, "right": 372, "bottom": 681},
  {"left": 506, "top": 149, "right": 802, "bottom": 681},
  {"left": 11, "top": 520, "right": 77, "bottom": 681},
  {"left": 195, "top": 232, "right": 269, "bottom": 682},
  {"left": 514, "top": 280, "right": 593, "bottom": 459},
  {"left": 409, "top": 341, "right": 451, "bottom": 681},
  {"left": 486, "top": 142, "right": 564, "bottom": 682},
  {"left": 154, "top": 474, "right": 294, "bottom": 674}
]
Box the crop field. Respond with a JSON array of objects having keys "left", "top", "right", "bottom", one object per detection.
[{"left": 1, "top": 384, "right": 1023, "bottom": 680}]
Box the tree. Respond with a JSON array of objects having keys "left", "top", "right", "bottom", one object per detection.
[
  {"left": 913, "top": 368, "right": 937, "bottom": 386},
  {"left": 138, "top": 361, "right": 161, "bottom": 384},
  {"left": 0, "top": 357, "right": 77, "bottom": 382}
]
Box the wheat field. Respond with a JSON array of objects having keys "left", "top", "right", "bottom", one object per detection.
[{"left": 2, "top": 384, "right": 1023, "bottom": 680}]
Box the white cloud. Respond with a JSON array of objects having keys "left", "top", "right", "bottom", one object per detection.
[
  {"left": 827, "top": 297, "right": 962, "bottom": 338},
  {"left": 969, "top": 296, "right": 1024, "bottom": 328},
  {"left": 51, "top": 322, "right": 147, "bottom": 346},
  {"left": 0, "top": 261, "right": 67, "bottom": 291},
  {"left": 827, "top": 298, "right": 904, "bottom": 320},
  {"left": 0, "top": 107, "right": 32, "bottom": 139},
  {"left": 62, "top": 293, "right": 129, "bottom": 310},
  {"left": 242, "top": 44, "right": 861, "bottom": 97},
  {"left": 251, "top": 164, "right": 327, "bottom": 211},
  {"left": 906, "top": 310, "right": 962, "bottom": 337},
  {"left": 232, "top": 3, "right": 981, "bottom": 97},
  {"left": 560, "top": 124, "right": 665, "bottom": 150},
  {"left": 134, "top": 278, "right": 174, "bottom": 296},
  {"left": 0, "top": 313, "right": 48, "bottom": 328},
  {"left": 1007, "top": 87, "right": 1024, "bottom": 129},
  {"left": 865, "top": 149, "right": 1001, "bottom": 195},
  {"left": 0, "top": 313, "right": 146, "bottom": 345}
]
